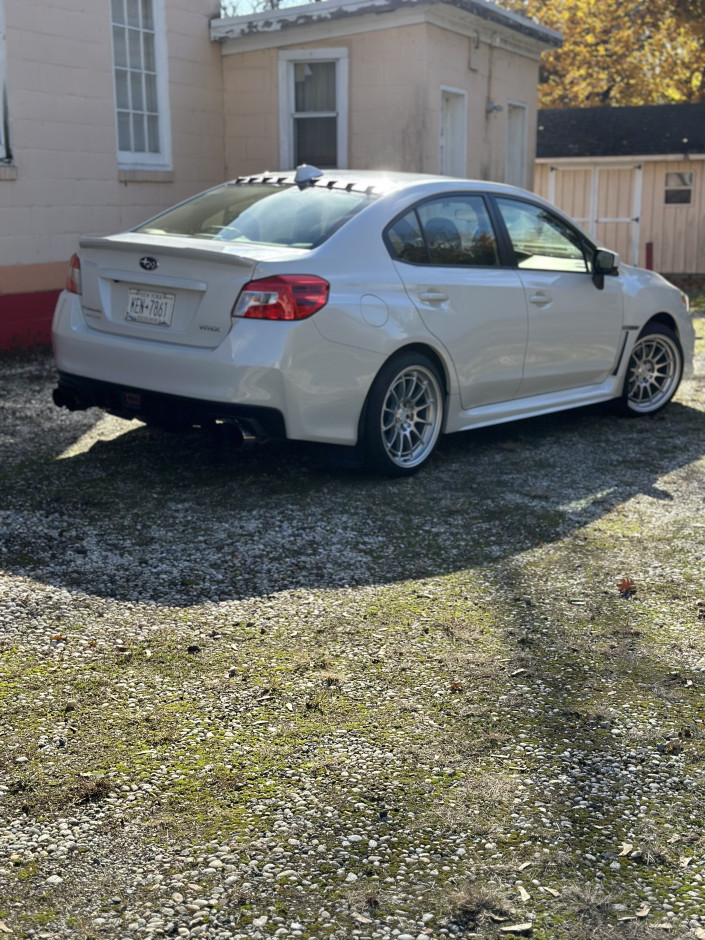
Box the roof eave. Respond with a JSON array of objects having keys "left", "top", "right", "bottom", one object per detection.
[{"left": 210, "top": 0, "right": 561, "bottom": 49}]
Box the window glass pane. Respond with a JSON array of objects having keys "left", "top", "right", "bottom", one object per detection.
[
  {"left": 497, "top": 198, "right": 589, "bottom": 272},
  {"left": 417, "top": 197, "right": 499, "bottom": 266},
  {"left": 132, "top": 112, "right": 146, "bottom": 151},
  {"left": 130, "top": 72, "right": 144, "bottom": 112},
  {"left": 145, "top": 73, "right": 158, "bottom": 112},
  {"left": 665, "top": 189, "right": 691, "bottom": 205},
  {"left": 115, "top": 69, "right": 129, "bottom": 110},
  {"left": 294, "top": 116, "right": 337, "bottom": 168},
  {"left": 147, "top": 114, "right": 160, "bottom": 152},
  {"left": 141, "top": 0, "right": 154, "bottom": 30},
  {"left": 294, "top": 61, "right": 335, "bottom": 113},
  {"left": 111, "top": 0, "right": 125, "bottom": 26},
  {"left": 387, "top": 212, "right": 427, "bottom": 264},
  {"left": 143, "top": 32, "right": 155, "bottom": 72},
  {"left": 128, "top": 28, "right": 142, "bottom": 69},
  {"left": 117, "top": 111, "right": 131, "bottom": 151},
  {"left": 112, "top": 26, "right": 127, "bottom": 68},
  {"left": 665, "top": 172, "right": 692, "bottom": 188},
  {"left": 127, "top": 0, "right": 140, "bottom": 27},
  {"left": 136, "top": 184, "right": 377, "bottom": 248}
]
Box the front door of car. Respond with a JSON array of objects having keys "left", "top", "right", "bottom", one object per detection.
[
  {"left": 387, "top": 195, "right": 528, "bottom": 411},
  {"left": 494, "top": 197, "right": 623, "bottom": 397}
]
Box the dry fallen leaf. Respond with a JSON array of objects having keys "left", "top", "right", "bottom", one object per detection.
[
  {"left": 636, "top": 905, "right": 651, "bottom": 918},
  {"left": 679, "top": 856, "right": 694, "bottom": 868},
  {"left": 618, "top": 576, "right": 637, "bottom": 596},
  {"left": 518, "top": 886, "right": 531, "bottom": 902},
  {"left": 499, "top": 924, "right": 533, "bottom": 936},
  {"left": 543, "top": 887, "right": 560, "bottom": 898},
  {"left": 351, "top": 913, "right": 373, "bottom": 925},
  {"left": 0, "top": 922, "right": 11, "bottom": 935},
  {"left": 517, "top": 861, "right": 533, "bottom": 871},
  {"left": 619, "top": 842, "right": 634, "bottom": 856}
]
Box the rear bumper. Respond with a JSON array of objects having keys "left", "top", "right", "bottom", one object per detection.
[{"left": 53, "top": 371, "right": 286, "bottom": 439}]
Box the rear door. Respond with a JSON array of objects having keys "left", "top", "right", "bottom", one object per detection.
[{"left": 388, "top": 194, "right": 528, "bottom": 410}]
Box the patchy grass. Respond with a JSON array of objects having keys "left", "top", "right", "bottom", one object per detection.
[{"left": 1, "top": 315, "right": 705, "bottom": 937}]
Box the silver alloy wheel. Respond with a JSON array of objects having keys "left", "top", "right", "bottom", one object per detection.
[
  {"left": 626, "top": 332, "right": 682, "bottom": 413},
  {"left": 379, "top": 364, "right": 442, "bottom": 468}
]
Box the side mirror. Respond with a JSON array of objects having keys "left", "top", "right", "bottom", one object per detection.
[{"left": 592, "top": 249, "right": 619, "bottom": 290}]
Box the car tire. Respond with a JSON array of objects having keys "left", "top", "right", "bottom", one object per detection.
[
  {"left": 363, "top": 352, "right": 444, "bottom": 476},
  {"left": 615, "top": 322, "right": 684, "bottom": 417}
]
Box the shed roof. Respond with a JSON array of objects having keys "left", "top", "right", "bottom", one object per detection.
[
  {"left": 211, "top": 0, "right": 561, "bottom": 47},
  {"left": 537, "top": 104, "right": 705, "bottom": 159}
]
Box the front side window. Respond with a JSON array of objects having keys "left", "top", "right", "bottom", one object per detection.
[
  {"left": 279, "top": 49, "right": 348, "bottom": 170},
  {"left": 136, "top": 182, "right": 376, "bottom": 248},
  {"left": 0, "top": 0, "right": 9, "bottom": 162},
  {"left": 496, "top": 198, "right": 590, "bottom": 272},
  {"left": 386, "top": 196, "right": 499, "bottom": 267},
  {"left": 665, "top": 172, "right": 692, "bottom": 205},
  {"left": 111, "top": 0, "right": 171, "bottom": 168}
]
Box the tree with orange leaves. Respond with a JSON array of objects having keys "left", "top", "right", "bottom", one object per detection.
[{"left": 499, "top": 0, "right": 705, "bottom": 107}]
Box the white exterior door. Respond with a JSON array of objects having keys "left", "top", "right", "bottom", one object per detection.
[{"left": 439, "top": 88, "right": 466, "bottom": 178}]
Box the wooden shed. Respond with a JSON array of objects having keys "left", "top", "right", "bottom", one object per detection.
[{"left": 534, "top": 104, "right": 705, "bottom": 288}]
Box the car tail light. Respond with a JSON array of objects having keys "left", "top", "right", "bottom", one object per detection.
[
  {"left": 66, "top": 253, "right": 82, "bottom": 294},
  {"left": 234, "top": 275, "right": 329, "bottom": 321}
]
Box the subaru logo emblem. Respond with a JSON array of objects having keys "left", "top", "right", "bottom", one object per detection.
[{"left": 139, "top": 256, "right": 158, "bottom": 271}]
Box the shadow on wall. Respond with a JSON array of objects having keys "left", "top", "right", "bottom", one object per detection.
[{"left": 2, "top": 393, "right": 705, "bottom": 607}]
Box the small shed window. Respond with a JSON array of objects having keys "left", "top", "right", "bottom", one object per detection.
[{"left": 665, "top": 172, "right": 692, "bottom": 205}]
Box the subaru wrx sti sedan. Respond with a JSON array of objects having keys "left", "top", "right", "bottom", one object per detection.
[{"left": 52, "top": 165, "right": 694, "bottom": 475}]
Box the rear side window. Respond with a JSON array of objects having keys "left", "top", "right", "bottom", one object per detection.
[
  {"left": 386, "top": 195, "right": 499, "bottom": 266},
  {"left": 136, "top": 183, "right": 376, "bottom": 248}
]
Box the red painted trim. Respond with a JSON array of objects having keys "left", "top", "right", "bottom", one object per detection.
[{"left": 0, "top": 290, "right": 60, "bottom": 350}]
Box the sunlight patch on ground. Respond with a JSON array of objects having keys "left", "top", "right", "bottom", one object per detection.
[{"left": 56, "top": 414, "right": 141, "bottom": 460}]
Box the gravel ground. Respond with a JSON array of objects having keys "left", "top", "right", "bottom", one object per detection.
[{"left": 1, "top": 315, "right": 705, "bottom": 940}]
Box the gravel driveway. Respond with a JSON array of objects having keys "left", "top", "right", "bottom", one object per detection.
[{"left": 1, "top": 315, "right": 705, "bottom": 940}]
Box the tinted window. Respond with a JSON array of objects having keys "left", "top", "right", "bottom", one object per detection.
[
  {"left": 387, "top": 196, "right": 499, "bottom": 266},
  {"left": 496, "top": 198, "right": 590, "bottom": 272},
  {"left": 136, "top": 184, "right": 376, "bottom": 249}
]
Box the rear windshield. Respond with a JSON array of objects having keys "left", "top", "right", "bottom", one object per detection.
[{"left": 135, "top": 183, "right": 377, "bottom": 249}]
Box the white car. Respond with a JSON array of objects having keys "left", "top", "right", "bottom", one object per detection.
[{"left": 52, "top": 166, "right": 694, "bottom": 475}]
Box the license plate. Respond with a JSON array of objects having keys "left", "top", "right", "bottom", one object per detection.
[{"left": 125, "top": 289, "right": 175, "bottom": 326}]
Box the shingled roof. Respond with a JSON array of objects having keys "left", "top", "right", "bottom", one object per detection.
[{"left": 537, "top": 104, "right": 705, "bottom": 159}]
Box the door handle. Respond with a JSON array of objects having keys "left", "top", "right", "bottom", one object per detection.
[
  {"left": 529, "top": 291, "right": 552, "bottom": 307},
  {"left": 419, "top": 290, "right": 449, "bottom": 304}
]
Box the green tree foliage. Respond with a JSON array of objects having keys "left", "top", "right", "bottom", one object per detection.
[{"left": 500, "top": 0, "right": 705, "bottom": 107}]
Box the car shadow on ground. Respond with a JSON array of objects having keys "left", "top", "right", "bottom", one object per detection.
[{"left": 2, "top": 393, "right": 704, "bottom": 606}]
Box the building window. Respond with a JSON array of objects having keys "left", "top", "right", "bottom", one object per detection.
[
  {"left": 665, "top": 172, "right": 692, "bottom": 205},
  {"left": 111, "top": 0, "right": 171, "bottom": 169},
  {"left": 278, "top": 49, "right": 348, "bottom": 170},
  {"left": 0, "top": 0, "right": 10, "bottom": 163}
]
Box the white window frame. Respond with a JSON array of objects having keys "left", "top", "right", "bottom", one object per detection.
[
  {"left": 0, "top": 0, "right": 10, "bottom": 163},
  {"left": 278, "top": 48, "right": 348, "bottom": 170},
  {"left": 110, "top": 0, "right": 172, "bottom": 171},
  {"left": 665, "top": 171, "right": 693, "bottom": 206},
  {"left": 505, "top": 101, "right": 528, "bottom": 189}
]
